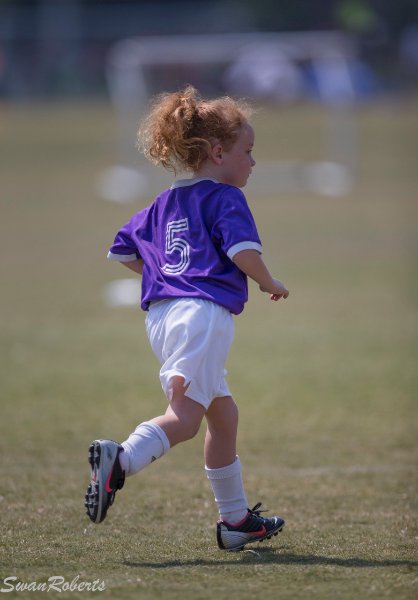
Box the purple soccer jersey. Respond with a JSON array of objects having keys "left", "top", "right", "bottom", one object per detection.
[{"left": 107, "top": 178, "right": 262, "bottom": 315}]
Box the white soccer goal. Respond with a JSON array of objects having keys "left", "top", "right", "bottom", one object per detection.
[{"left": 98, "top": 31, "right": 358, "bottom": 202}]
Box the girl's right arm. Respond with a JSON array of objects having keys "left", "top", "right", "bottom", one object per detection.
[
  {"left": 120, "top": 258, "right": 144, "bottom": 275},
  {"left": 233, "top": 250, "right": 289, "bottom": 301}
]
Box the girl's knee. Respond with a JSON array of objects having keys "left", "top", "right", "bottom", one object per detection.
[
  {"left": 207, "top": 396, "right": 238, "bottom": 426},
  {"left": 168, "top": 411, "right": 201, "bottom": 443},
  {"left": 182, "top": 418, "right": 201, "bottom": 441},
  {"left": 166, "top": 385, "right": 205, "bottom": 443}
]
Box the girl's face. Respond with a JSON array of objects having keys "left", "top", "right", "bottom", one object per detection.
[{"left": 219, "top": 123, "right": 256, "bottom": 188}]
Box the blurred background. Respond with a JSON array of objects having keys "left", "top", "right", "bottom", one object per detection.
[
  {"left": 1, "top": 0, "right": 418, "bottom": 101},
  {"left": 1, "top": 2, "right": 417, "bottom": 591},
  {"left": 2, "top": 0, "right": 418, "bottom": 200}
]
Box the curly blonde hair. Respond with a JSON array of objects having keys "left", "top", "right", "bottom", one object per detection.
[{"left": 138, "top": 85, "right": 252, "bottom": 173}]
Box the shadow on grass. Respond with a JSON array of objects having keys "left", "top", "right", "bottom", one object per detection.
[{"left": 123, "top": 548, "right": 418, "bottom": 570}]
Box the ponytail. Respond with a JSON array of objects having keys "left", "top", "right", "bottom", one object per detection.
[{"left": 138, "top": 85, "right": 252, "bottom": 173}]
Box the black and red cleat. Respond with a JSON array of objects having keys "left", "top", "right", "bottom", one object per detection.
[
  {"left": 84, "top": 440, "right": 125, "bottom": 524},
  {"left": 217, "top": 502, "right": 285, "bottom": 551}
]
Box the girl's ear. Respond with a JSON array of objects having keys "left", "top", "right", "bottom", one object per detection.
[{"left": 211, "top": 142, "right": 223, "bottom": 165}]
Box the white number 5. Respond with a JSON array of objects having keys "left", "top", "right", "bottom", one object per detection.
[{"left": 162, "top": 218, "right": 191, "bottom": 275}]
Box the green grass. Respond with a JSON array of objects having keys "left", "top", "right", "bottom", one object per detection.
[{"left": 0, "top": 99, "right": 417, "bottom": 599}]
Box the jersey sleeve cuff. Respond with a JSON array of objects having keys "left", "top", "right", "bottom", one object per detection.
[
  {"left": 227, "top": 241, "right": 263, "bottom": 261},
  {"left": 107, "top": 251, "right": 139, "bottom": 262}
]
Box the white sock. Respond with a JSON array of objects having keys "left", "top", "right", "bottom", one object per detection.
[
  {"left": 205, "top": 456, "right": 248, "bottom": 524},
  {"left": 120, "top": 421, "right": 170, "bottom": 476}
]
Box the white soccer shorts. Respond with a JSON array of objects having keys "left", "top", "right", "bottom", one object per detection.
[{"left": 145, "top": 298, "right": 234, "bottom": 409}]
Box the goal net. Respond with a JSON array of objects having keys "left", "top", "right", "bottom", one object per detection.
[{"left": 98, "top": 31, "right": 358, "bottom": 202}]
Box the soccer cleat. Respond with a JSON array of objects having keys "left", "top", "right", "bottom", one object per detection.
[
  {"left": 216, "top": 502, "right": 285, "bottom": 551},
  {"left": 84, "top": 439, "right": 125, "bottom": 524}
]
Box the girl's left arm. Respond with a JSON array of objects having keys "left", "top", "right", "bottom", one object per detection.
[{"left": 233, "top": 249, "right": 289, "bottom": 301}]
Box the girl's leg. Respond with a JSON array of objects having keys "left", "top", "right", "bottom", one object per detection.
[
  {"left": 204, "top": 395, "right": 238, "bottom": 468},
  {"left": 152, "top": 376, "right": 206, "bottom": 446},
  {"left": 204, "top": 396, "right": 248, "bottom": 524},
  {"left": 121, "top": 376, "right": 205, "bottom": 475},
  {"left": 86, "top": 377, "right": 205, "bottom": 524}
]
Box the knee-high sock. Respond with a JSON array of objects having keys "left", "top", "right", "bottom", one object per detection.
[
  {"left": 205, "top": 456, "right": 248, "bottom": 524},
  {"left": 120, "top": 421, "right": 170, "bottom": 476}
]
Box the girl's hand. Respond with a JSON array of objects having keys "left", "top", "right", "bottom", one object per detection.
[
  {"left": 259, "top": 278, "right": 289, "bottom": 301},
  {"left": 232, "top": 250, "right": 289, "bottom": 302}
]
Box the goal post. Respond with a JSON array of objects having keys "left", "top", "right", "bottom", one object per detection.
[{"left": 98, "top": 31, "right": 358, "bottom": 201}]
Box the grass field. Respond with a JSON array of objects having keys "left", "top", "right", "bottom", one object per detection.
[{"left": 0, "top": 99, "right": 417, "bottom": 599}]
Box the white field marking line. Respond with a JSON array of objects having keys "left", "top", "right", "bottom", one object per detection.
[{"left": 273, "top": 464, "right": 416, "bottom": 478}]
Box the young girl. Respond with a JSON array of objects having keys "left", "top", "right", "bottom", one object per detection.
[{"left": 85, "top": 86, "right": 289, "bottom": 552}]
